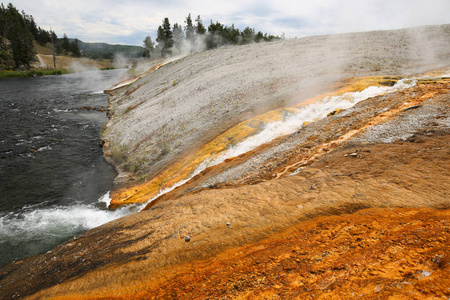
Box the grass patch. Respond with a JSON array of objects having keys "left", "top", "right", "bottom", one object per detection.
[
  {"left": 157, "top": 143, "right": 170, "bottom": 159},
  {"left": 0, "top": 69, "right": 68, "bottom": 79}
]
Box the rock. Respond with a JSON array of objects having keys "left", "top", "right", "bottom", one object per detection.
[
  {"left": 402, "top": 105, "right": 422, "bottom": 111},
  {"left": 185, "top": 235, "right": 191, "bottom": 242},
  {"left": 327, "top": 108, "right": 343, "bottom": 117},
  {"left": 378, "top": 80, "right": 397, "bottom": 86}
]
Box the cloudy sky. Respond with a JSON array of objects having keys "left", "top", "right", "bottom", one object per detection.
[{"left": 8, "top": 0, "right": 450, "bottom": 46}]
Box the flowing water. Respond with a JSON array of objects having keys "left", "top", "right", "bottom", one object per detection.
[
  {"left": 142, "top": 79, "right": 418, "bottom": 206},
  {"left": 0, "top": 70, "right": 420, "bottom": 268},
  {"left": 0, "top": 69, "right": 135, "bottom": 267}
]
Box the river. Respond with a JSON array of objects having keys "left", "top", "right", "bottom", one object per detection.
[{"left": 0, "top": 69, "right": 134, "bottom": 267}]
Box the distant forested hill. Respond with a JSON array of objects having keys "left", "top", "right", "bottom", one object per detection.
[
  {"left": 0, "top": 2, "right": 144, "bottom": 70},
  {"left": 74, "top": 40, "right": 144, "bottom": 60}
]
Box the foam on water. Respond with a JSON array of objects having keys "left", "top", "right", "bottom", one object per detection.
[
  {"left": 98, "top": 191, "right": 112, "bottom": 206},
  {"left": 0, "top": 192, "right": 140, "bottom": 265},
  {"left": 1, "top": 205, "right": 123, "bottom": 239}
]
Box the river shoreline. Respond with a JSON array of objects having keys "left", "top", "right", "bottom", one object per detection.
[{"left": 0, "top": 68, "right": 67, "bottom": 79}]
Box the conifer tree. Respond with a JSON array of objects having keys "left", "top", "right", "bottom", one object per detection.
[
  {"left": 62, "top": 33, "right": 70, "bottom": 54},
  {"left": 156, "top": 25, "right": 165, "bottom": 55},
  {"left": 143, "top": 35, "right": 154, "bottom": 58},
  {"left": 195, "top": 15, "right": 206, "bottom": 35},
  {"left": 241, "top": 26, "right": 255, "bottom": 44},
  {"left": 70, "top": 38, "right": 81, "bottom": 57},
  {"left": 0, "top": 3, "right": 34, "bottom": 68},
  {"left": 172, "top": 23, "right": 184, "bottom": 50},
  {"left": 156, "top": 18, "right": 173, "bottom": 56},
  {"left": 163, "top": 18, "right": 173, "bottom": 48},
  {"left": 184, "top": 13, "right": 194, "bottom": 42}
]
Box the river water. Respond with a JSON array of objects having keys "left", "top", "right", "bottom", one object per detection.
[{"left": 0, "top": 69, "right": 133, "bottom": 267}]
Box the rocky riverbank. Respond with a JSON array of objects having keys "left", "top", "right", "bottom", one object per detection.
[{"left": 0, "top": 25, "right": 449, "bottom": 299}]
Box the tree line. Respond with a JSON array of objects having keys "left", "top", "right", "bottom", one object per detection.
[
  {"left": 1, "top": 4, "right": 282, "bottom": 70},
  {"left": 144, "top": 14, "right": 280, "bottom": 58},
  {"left": 0, "top": 3, "right": 80, "bottom": 70}
]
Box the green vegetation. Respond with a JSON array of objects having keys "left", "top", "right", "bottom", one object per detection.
[
  {"left": 0, "top": 2, "right": 79, "bottom": 70},
  {"left": 60, "top": 34, "right": 81, "bottom": 57},
  {"left": 145, "top": 14, "right": 280, "bottom": 58},
  {"left": 0, "top": 2, "right": 143, "bottom": 75},
  {"left": 0, "top": 68, "right": 67, "bottom": 78},
  {"left": 0, "top": 3, "right": 36, "bottom": 69},
  {"left": 76, "top": 40, "right": 144, "bottom": 60},
  {"left": 1, "top": 3, "right": 279, "bottom": 75}
]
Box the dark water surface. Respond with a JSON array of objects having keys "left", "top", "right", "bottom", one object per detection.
[{"left": 0, "top": 69, "right": 133, "bottom": 267}]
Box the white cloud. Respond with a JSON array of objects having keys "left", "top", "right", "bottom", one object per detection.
[{"left": 9, "top": 0, "right": 450, "bottom": 45}]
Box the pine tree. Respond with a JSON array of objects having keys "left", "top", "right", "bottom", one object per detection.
[
  {"left": 156, "top": 25, "right": 164, "bottom": 50},
  {"left": 0, "top": 4, "right": 13, "bottom": 69},
  {"left": 224, "top": 24, "right": 240, "bottom": 45},
  {"left": 184, "top": 13, "right": 194, "bottom": 42},
  {"left": 172, "top": 23, "right": 184, "bottom": 50},
  {"left": 143, "top": 35, "right": 154, "bottom": 58},
  {"left": 36, "top": 27, "right": 51, "bottom": 45},
  {"left": 206, "top": 21, "right": 224, "bottom": 49},
  {"left": 195, "top": 15, "right": 206, "bottom": 35},
  {"left": 0, "top": 3, "right": 34, "bottom": 69},
  {"left": 241, "top": 27, "right": 255, "bottom": 44},
  {"left": 70, "top": 38, "right": 81, "bottom": 57},
  {"left": 156, "top": 18, "right": 173, "bottom": 56},
  {"left": 163, "top": 18, "right": 173, "bottom": 48},
  {"left": 62, "top": 33, "right": 70, "bottom": 54}
]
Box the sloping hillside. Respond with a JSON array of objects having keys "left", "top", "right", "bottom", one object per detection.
[
  {"left": 102, "top": 24, "right": 449, "bottom": 208},
  {"left": 0, "top": 25, "right": 449, "bottom": 299},
  {"left": 31, "top": 40, "right": 136, "bottom": 70}
]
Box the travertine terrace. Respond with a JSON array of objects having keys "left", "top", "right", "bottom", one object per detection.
[
  {"left": 0, "top": 24, "right": 449, "bottom": 299},
  {"left": 101, "top": 24, "right": 449, "bottom": 203}
]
